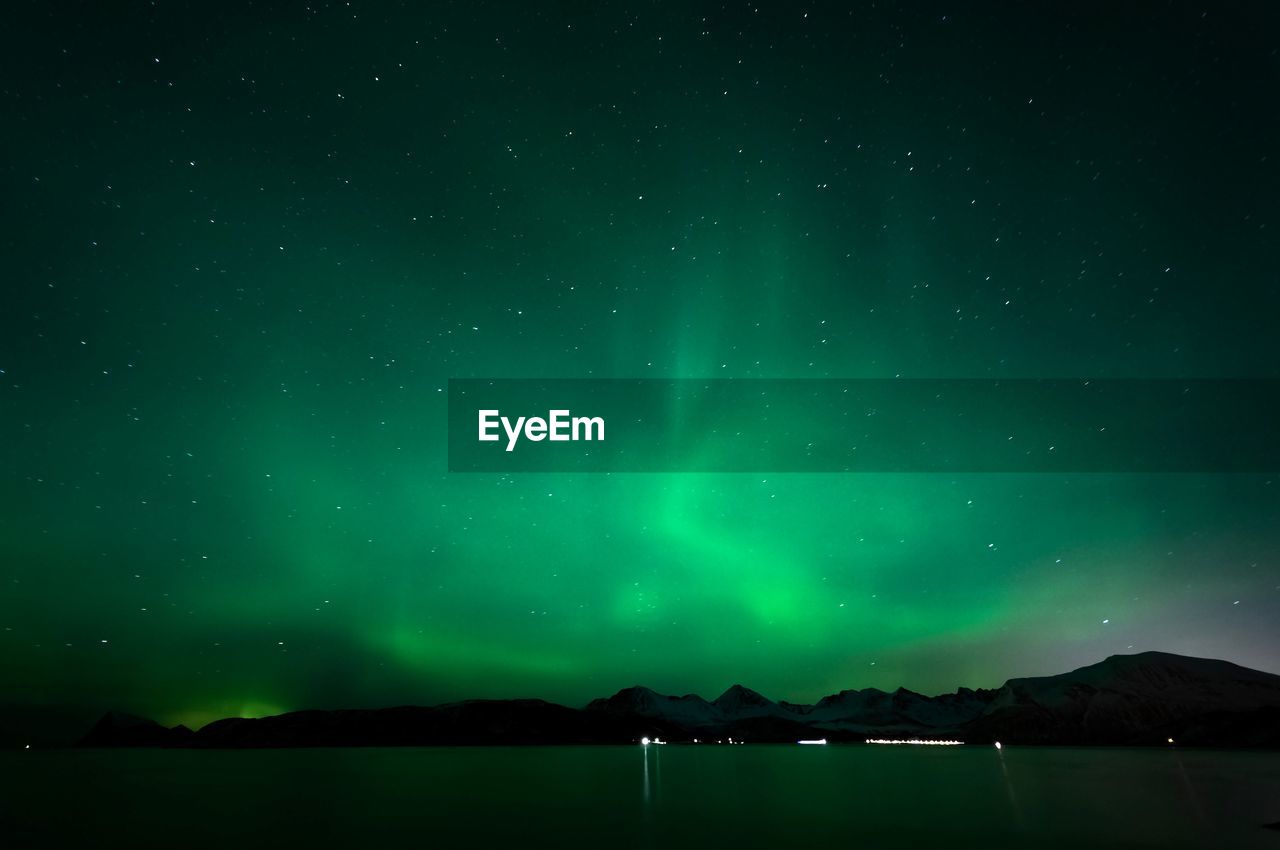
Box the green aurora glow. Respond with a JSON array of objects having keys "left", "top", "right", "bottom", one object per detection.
[{"left": 1, "top": 2, "right": 1278, "bottom": 730}]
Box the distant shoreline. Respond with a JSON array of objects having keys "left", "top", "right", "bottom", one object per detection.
[{"left": 70, "top": 651, "right": 1280, "bottom": 750}]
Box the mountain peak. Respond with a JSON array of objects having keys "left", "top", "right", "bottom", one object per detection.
[
  {"left": 79, "top": 711, "right": 192, "bottom": 748},
  {"left": 713, "top": 684, "right": 774, "bottom": 708},
  {"left": 1021, "top": 651, "right": 1280, "bottom": 691}
]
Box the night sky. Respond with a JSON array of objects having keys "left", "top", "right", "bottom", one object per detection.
[{"left": 2, "top": 2, "right": 1279, "bottom": 731}]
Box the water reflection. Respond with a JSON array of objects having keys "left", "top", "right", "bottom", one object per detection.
[
  {"left": 1171, "top": 750, "right": 1207, "bottom": 827},
  {"left": 996, "top": 744, "right": 1023, "bottom": 828},
  {"left": 641, "top": 739, "right": 664, "bottom": 811},
  {"left": 642, "top": 741, "right": 651, "bottom": 807}
]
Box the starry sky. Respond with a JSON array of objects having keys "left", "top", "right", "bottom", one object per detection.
[{"left": 2, "top": 2, "right": 1279, "bottom": 731}]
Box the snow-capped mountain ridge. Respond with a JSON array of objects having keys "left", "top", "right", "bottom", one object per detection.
[{"left": 584, "top": 652, "right": 1280, "bottom": 744}]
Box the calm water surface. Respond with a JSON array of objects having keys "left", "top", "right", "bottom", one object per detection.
[{"left": 1, "top": 746, "right": 1278, "bottom": 849}]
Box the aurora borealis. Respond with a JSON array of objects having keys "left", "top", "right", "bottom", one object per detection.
[{"left": 2, "top": 2, "right": 1279, "bottom": 734}]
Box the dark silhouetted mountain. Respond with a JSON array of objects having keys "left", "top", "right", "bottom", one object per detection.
[
  {"left": 584, "top": 686, "right": 720, "bottom": 727},
  {"left": 712, "top": 684, "right": 777, "bottom": 715},
  {"left": 0, "top": 703, "right": 105, "bottom": 749},
  {"left": 78, "top": 711, "right": 193, "bottom": 748},
  {"left": 188, "top": 700, "right": 643, "bottom": 747},
  {"left": 74, "top": 652, "right": 1280, "bottom": 749},
  {"left": 790, "top": 685, "right": 993, "bottom": 729},
  {"left": 967, "top": 651, "right": 1280, "bottom": 745}
]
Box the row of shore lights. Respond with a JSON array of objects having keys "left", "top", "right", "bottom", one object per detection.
[
  {"left": 641, "top": 737, "right": 969, "bottom": 746},
  {"left": 642, "top": 738, "right": 1176, "bottom": 748}
]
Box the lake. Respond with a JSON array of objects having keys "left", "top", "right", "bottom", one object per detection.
[{"left": 1, "top": 745, "right": 1277, "bottom": 848}]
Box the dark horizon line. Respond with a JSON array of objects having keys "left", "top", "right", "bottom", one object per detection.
[{"left": 90, "top": 648, "right": 1280, "bottom": 728}]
